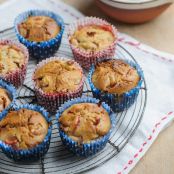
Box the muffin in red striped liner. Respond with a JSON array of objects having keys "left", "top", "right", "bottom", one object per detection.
[
  {"left": 68, "top": 17, "right": 117, "bottom": 69},
  {"left": 0, "top": 40, "right": 29, "bottom": 88},
  {"left": 32, "top": 57, "right": 85, "bottom": 113}
]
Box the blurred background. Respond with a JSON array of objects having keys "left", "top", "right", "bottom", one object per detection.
[{"left": 0, "top": 0, "right": 174, "bottom": 54}]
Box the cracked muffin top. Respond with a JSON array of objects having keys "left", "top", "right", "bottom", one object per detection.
[
  {"left": 0, "top": 44, "right": 25, "bottom": 75},
  {"left": 59, "top": 103, "right": 111, "bottom": 143},
  {"left": 92, "top": 59, "right": 140, "bottom": 94},
  {"left": 0, "top": 109, "right": 48, "bottom": 150},
  {"left": 18, "top": 16, "right": 60, "bottom": 42},
  {"left": 34, "top": 60, "right": 83, "bottom": 93},
  {"left": 70, "top": 25, "right": 115, "bottom": 52},
  {"left": 0, "top": 88, "right": 11, "bottom": 112}
]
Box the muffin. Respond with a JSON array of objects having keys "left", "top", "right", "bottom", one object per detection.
[
  {"left": 56, "top": 97, "right": 116, "bottom": 157},
  {"left": 0, "top": 104, "right": 52, "bottom": 161},
  {"left": 70, "top": 25, "right": 115, "bottom": 52},
  {"left": 0, "top": 40, "right": 29, "bottom": 88},
  {"left": 18, "top": 16, "right": 60, "bottom": 42},
  {"left": 92, "top": 59, "right": 140, "bottom": 94},
  {"left": 59, "top": 103, "right": 111, "bottom": 143},
  {"left": 0, "top": 79, "right": 16, "bottom": 119},
  {"left": 68, "top": 17, "right": 117, "bottom": 69},
  {"left": 33, "top": 57, "right": 84, "bottom": 112},
  {"left": 0, "top": 88, "right": 11, "bottom": 113},
  {"left": 89, "top": 59, "right": 143, "bottom": 112},
  {"left": 14, "top": 10, "right": 64, "bottom": 59}
]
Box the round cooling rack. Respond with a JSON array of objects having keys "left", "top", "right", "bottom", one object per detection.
[{"left": 0, "top": 25, "right": 147, "bottom": 174}]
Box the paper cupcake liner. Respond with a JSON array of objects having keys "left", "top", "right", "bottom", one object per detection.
[
  {"left": 68, "top": 17, "right": 117, "bottom": 69},
  {"left": 14, "top": 9, "right": 65, "bottom": 60},
  {"left": 0, "top": 104, "right": 52, "bottom": 161},
  {"left": 88, "top": 59, "right": 144, "bottom": 112},
  {"left": 0, "top": 79, "right": 16, "bottom": 120},
  {"left": 56, "top": 97, "right": 116, "bottom": 157},
  {"left": 32, "top": 57, "right": 85, "bottom": 113},
  {"left": 0, "top": 39, "right": 29, "bottom": 88}
]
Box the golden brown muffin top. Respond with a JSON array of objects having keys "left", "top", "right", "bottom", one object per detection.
[
  {"left": 70, "top": 25, "right": 115, "bottom": 52},
  {"left": 0, "top": 88, "right": 11, "bottom": 112},
  {"left": 0, "top": 109, "right": 48, "bottom": 150},
  {"left": 92, "top": 60, "right": 140, "bottom": 94},
  {"left": 0, "top": 44, "right": 25, "bottom": 75},
  {"left": 34, "top": 60, "right": 83, "bottom": 93},
  {"left": 18, "top": 16, "right": 60, "bottom": 42},
  {"left": 59, "top": 103, "right": 111, "bottom": 143}
]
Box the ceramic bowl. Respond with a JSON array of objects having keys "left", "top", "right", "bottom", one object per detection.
[{"left": 96, "top": 0, "right": 173, "bottom": 23}]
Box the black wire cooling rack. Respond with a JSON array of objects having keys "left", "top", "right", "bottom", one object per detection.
[{"left": 0, "top": 24, "right": 147, "bottom": 174}]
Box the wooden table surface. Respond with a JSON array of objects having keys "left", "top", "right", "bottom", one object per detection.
[{"left": 0, "top": 0, "right": 174, "bottom": 173}]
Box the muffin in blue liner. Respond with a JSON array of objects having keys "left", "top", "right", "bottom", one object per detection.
[
  {"left": 0, "top": 104, "right": 52, "bottom": 161},
  {"left": 14, "top": 9, "right": 65, "bottom": 59},
  {"left": 88, "top": 59, "right": 144, "bottom": 112},
  {"left": 0, "top": 79, "right": 16, "bottom": 120},
  {"left": 56, "top": 97, "right": 116, "bottom": 157}
]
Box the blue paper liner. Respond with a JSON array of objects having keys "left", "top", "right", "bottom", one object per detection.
[
  {"left": 0, "top": 79, "right": 16, "bottom": 120},
  {"left": 14, "top": 9, "right": 65, "bottom": 59},
  {"left": 56, "top": 97, "right": 116, "bottom": 157},
  {"left": 0, "top": 104, "right": 52, "bottom": 161},
  {"left": 88, "top": 59, "right": 144, "bottom": 112}
]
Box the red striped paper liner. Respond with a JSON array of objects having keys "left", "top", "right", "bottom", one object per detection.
[
  {"left": 68, "top": 17, "right": 117, "bottom": 69},
  {"left": 0, "top": 40, "right": 29, "bottom": 88},
  {"left": 32, "top": 57, "right": 85, "bottom": 113}
]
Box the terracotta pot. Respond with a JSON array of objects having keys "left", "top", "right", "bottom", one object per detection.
[{"left": 95, "top": 0, "right": 172, "bottom": 24}]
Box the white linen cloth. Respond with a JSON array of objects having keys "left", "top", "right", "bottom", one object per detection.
[{"left": 0, "top": 0, "right": 174, "bottom": 173}]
